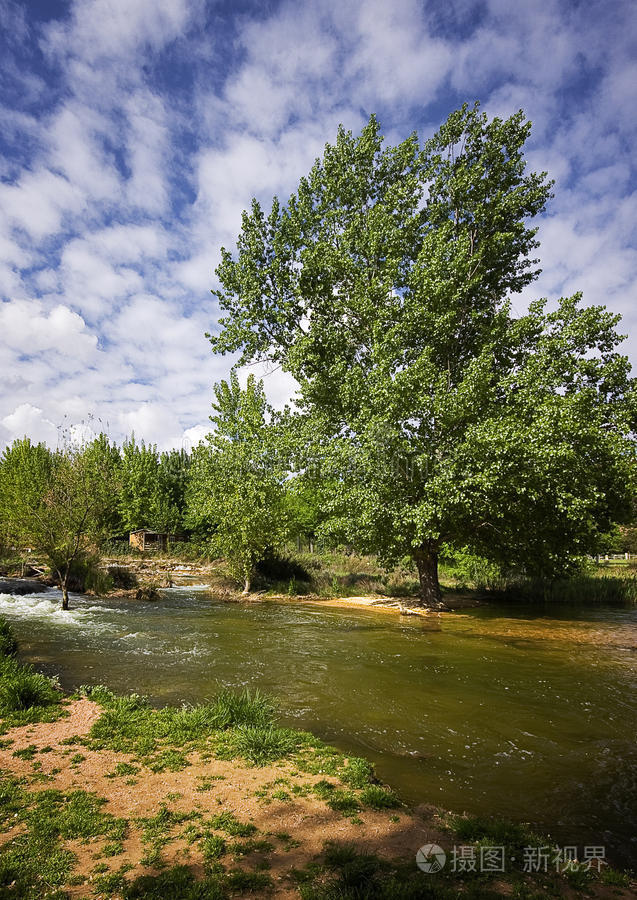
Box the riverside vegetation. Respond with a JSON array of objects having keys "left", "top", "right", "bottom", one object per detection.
[{"left": 0, "top": 617, "right": 634, "bottom": 899}]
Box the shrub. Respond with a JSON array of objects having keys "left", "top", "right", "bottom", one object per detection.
[
  {"left": 256, "top": 549, "right": 311, "bottom": 584},
  {"left": 108, "top": 566, "right": 138, "bottom": 589}
]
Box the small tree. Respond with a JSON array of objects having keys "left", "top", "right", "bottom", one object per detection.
[
  {"left": 0, "top": 436, "right": 120, "bottom": 609},
  {"left": 188, "top": 373, "right": 285, "bottom": 592},
  {"left": 209, "top": 104, "right": 637, "bottom": 606}
]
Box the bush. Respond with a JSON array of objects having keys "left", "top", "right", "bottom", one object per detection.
[
  {"left": 256, "top": 549, "right": 311, "bottom": 584},
  {"left": 108, "top": 566, "right": 138, "bottom": 589},
  {"left": 442, "top": 547, "right": 508, "bottom": 591}
]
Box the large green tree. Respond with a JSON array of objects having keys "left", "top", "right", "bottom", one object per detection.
[
  {"left": 209, "top": 104, "right": 636, "bottom": 606},
  {"left": 187, "top": 373, "right": 285, "bottom": 592}
]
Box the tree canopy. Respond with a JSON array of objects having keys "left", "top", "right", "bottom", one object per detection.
[
  {"left": 187, "top": 373, "right": 285, "bottom": 592},
  {"left": 209, "top": 103, "right": 637, "bottom": 606},
  {"left": 0, "top": 435, "right": 120, "bottom": 609}
]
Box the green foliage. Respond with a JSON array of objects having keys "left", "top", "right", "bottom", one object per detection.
[
  {"left": 186, "top": 374, "right": 286, "bottom": 591},
  {"left": 339, "top": 757, "right": 374, "bottom": 789},
  {"left": 0, "top": 660, "right": 60, "bottom": 714},
  {"left": 441, "top": 546, "right": 508, "bottom": 591},
  {"left": 0, "top": 617, "right": 18, "bottom": 657},
  {"left": 0, "top": 778, "right": 128, "bottom": 899},
  {"left": 359, "top": 785, "right": 400, "bottom": 810},
  {"left": 118, "top": 437, "right": 191, "bottom": 534},
  {"left": 228, "top": 725, "right": 301, "bottom": 766},
  {"left": 0, "top": 434, "right": 122, "bottom": 607},
  {"left": 207, "top": 811, "right": 257, "bottom": 837},
  {"left": 209, "top": 104, "right": 637, "bottom": 605},
  {"left": 0, "top": 438, "right": 52, "bottom": 552}
]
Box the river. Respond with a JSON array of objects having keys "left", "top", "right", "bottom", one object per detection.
[{"left": 1, "top": 587, "right": 636, "bottom": 866}]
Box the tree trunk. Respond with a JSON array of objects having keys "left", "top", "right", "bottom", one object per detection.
[
  {"left": 61, "top": 582, "right": 69, "bottom": 611},
  {"left": 413, "top": 545, "right": 447, "bottom": 609},
  {"left": 242, "top": 575, "right": 251, "bottom": 594}
]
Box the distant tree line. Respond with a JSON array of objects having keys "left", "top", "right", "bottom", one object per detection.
[{"left": 0, "top": 421, "right": 324, "bottom": 605}]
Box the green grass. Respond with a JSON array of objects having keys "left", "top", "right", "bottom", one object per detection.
[
  {"left": 12, "top": 743, "right": 38, "bottom": 760},
  {"left": 123, "top": 865, "right": 227, "bottom": 899},
  {"left": 0, "top": 618, "right": 65, "bottom": 729},
  {"left": 208, "top": 811, "right": 257, "bottom": 837},
  {"left": 0, "top": 776, "right": 129, "bottom": 899},
  {"left": 502, "top": 574, "right": 637, "bottom": 604},
  {"left": 0, "top": 618, "right": 18, "bottom": 656},
  {"left": 0, "top": 662, "right": 60, "bottom": 714},
  {"left": 202, "top": 833, "right": 227, "bottom": 861},
  {"left": 82, "top": 685, "right": 278, "bottom": 758},
  {"left": 339, "top": 756, "right": 374, "bottom": 788},
  {"left": 359, "top": 784, "right": 401, "bottom": 810},
  {"left": 228, "top": 724, "right": 301, "bottom": 766},
  {"left": 136, "top": 805, "right": 201, "bottom": 868}
]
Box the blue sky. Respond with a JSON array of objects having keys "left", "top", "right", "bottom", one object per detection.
[{"left": 1, "top": 0, "right": 636, "bottom": 449}]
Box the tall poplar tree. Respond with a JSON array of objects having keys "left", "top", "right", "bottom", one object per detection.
[{"left": 208, "top": 104, "right": 636, "bottom": 606}]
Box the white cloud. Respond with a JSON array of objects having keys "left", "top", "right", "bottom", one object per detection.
[
  {"left": 1, "top": 404, "right": 58, "bottom": 447},
  {"left": 44, "top": 0, "right": 194, "bottom": 64},
  {"left": 0, "top": 169, "right": 83, "bottom": 239},
  {"left": 0, "top": 0, "right": 635, "bottom": 450},
  {"left": 0, "top": 299, "right": 98, "bottom": 360}
]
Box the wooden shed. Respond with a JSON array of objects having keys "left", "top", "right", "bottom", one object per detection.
[{"left": 129, "top": 529, "right": 168, "bottom": 552}]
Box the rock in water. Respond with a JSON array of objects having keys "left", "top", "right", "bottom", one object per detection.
[{"left": 135, "top": 586, "right": 160, "bottom": 602}]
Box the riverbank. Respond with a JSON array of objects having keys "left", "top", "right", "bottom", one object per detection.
[{"left": 0, "top": 618, "right": 634, "bottom": 898}]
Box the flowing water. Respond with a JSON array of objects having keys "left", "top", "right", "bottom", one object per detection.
[{"left": 1, "top": 587, "right": 636, "bottom": 866}]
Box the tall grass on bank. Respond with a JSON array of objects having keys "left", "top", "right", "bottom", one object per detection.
[
  {"left": 0, "top": 618, "right": 18, "bottom": 657},
  {"left": 0, "top": 618, "right": 61, "bottom": 723},
  {"left": 502, "top": 575, "right": 637, "bottom": 604}
]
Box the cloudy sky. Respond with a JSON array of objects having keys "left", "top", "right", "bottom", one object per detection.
[{"left": 1, "top": 0, "right": 635, "bottom": 450}]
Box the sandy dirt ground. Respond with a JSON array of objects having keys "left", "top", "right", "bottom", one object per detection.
[{"left": 0, "top": 699, "right": 447, "bottom": 898}]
